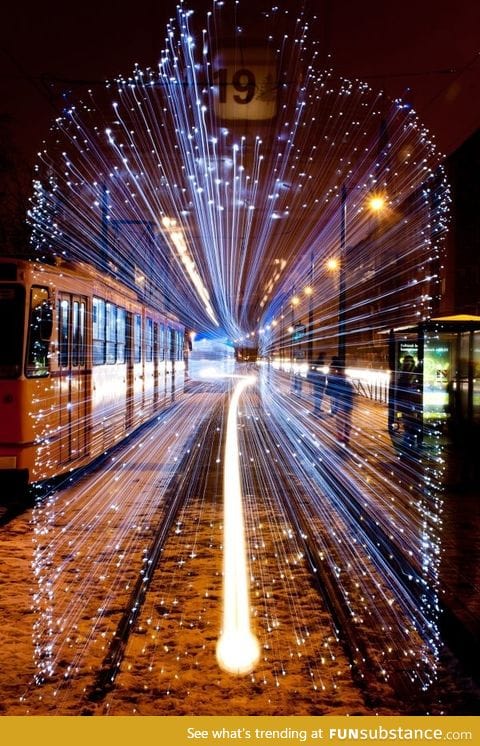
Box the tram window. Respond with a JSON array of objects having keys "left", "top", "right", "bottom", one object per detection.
[
  {"left": 134, "top": 314, "right": 142, "bottom": 363},
  {"left": 58, "top": 299, "right": 69, "bottom": 368},
  {"left": 159, "top": 324, "right": 165, "bottom": 361},
  {"left": 72, "top": 301, "right": 86, "bottom": 367},
  {"left": 0, "top": 285, "right": 24, "bottom": 379},
  {"left": 79, "top": 302, "right": 86, "bottom": 366},
  {"left": 106, "top": 302, "right": 117, "bottom": 364},
  {"left": 72, "top": 302, "right": 79, "bottom": 366},
  {"left": 26, "top": 286, "right": 51, "bottom": 378},
  {"left": 116, "top": 308, "right": 126, "bottom": 363},
  {"left": 93, "top": 297, "right": 106, "bottom": 365},
  {"left": 145, "top": 318, "right": 153, "bottom": 362},
  {"left": 177, "top": 331, "right": 183, "bottom": 361},
  {"left": 168, "top": 327, "right": 175, "bottom": 361}
]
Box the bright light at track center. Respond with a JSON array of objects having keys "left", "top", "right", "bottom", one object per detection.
[{"left": 216, "top": 374, "right": 261, "bottom": 675}]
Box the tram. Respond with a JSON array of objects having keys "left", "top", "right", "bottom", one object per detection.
[{"left": 0, "top": 257, "right": 186, "bottom": 489}]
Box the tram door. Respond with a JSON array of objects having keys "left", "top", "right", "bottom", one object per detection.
[
  {"left": 166, "top": 326, "right": 175, "bottom": 397},
  {"left": 153, "top": 322, "right": 159, "bottom": 406},
  {"left": 159, "top": 323, "right": 166, "bottom": 401},
  {"left": 58, "top": 294, "right": 88, "bottom": 464},
  {"left": 125, "top": 313, "right": 134, "bottom": 430}
]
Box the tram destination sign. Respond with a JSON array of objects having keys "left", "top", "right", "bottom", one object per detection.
[{"left": 213, "top": 48, "right": 278, "bottom": 121}]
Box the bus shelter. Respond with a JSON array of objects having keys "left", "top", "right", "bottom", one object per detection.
[{"left": 388, "top": 315, "right": 480, "bottom": 449}]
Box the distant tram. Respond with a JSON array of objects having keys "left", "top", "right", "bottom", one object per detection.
[
  {"left": 0, "top": 257, "right": 185, "bottom": 489},
  {"left": 234, "top": 345, "right": 258, "bottom": 362}
]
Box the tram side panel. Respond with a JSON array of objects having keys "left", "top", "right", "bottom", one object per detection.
[
  {"left": 1, "top": 258, "right": 187, "bottom": 489},
  {"left": 0, "top": 375, "right": 49, "bottom": 485}
]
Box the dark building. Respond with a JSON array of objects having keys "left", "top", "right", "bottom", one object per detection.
[{"left": 441, "top": 129, "right": 480, "bottom": 315}]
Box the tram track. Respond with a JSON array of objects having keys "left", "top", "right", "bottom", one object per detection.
[
  {"left": 239, "top": 398, "right": 398, "bottom": 709},
  {"left": 92, "top": 380, "right": 371, "bottom": 715},
  {"left": 84, "top": 400, "right": 226, "bottom": 706},
  {"left": 85, "top": 380, "right": 426, "bottom": 712},
  {"left": 9, "top": 376, "right": 474, "bottom": 714},
  {"left": 260, "top": 384, "right": 480, "bottom": 690},
  {"left": 4, "top": 386, "right": 231, "bottom": 714},
  {"left": 251, "top": 377, "right": 480, "bottom": 710}
]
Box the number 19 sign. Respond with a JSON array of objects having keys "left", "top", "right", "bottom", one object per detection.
[{"left": 213, "top": 48, "right": 278, "bottom": 121}]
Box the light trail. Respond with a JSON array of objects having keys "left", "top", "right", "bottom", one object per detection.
[
  {"left": 254, "top": 364, "right": 442, "bottom": 690},
  {"left": 216, "top": 374, "right": 261, "bottom": 676},
  {"left": 28, "top": 1, "right": 448, "bottom": 349},
  {"left": 21, "top": 0, "right": 453, "bottom": 709},
  {"left": 27, "top": 385, "right": 228, "bottom": 701}
]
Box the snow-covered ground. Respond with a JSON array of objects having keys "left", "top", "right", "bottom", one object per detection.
[{"left": 0, "top": 375, "right": 479, "bottom": 716}]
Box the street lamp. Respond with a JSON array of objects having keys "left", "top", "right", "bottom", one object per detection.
[
  {"left": 325, "top": 257, "right": 340, "bottom": 273},
  {"left": 368, "top": 194, "right": 387, "bottom": 214},
  {"left": 338, "top": 184, "right": 348, "bottom": 366},
  {"left": 307, "top": 250, "right": 315, "bottom": 364},
  {"left": 336, "top": 186, "right": 387, "bottom": 367}
]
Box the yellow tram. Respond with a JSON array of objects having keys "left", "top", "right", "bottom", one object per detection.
[{"left": 0, "top": 257, "right": 185, "bottom": 488}]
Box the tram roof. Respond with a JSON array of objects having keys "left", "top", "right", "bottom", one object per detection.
[
  {"left": 430, "top": 314, "right": 480, "bottom": 323},
  {"left": 390, "top": 314, "right": 480, "bottom": 334}
]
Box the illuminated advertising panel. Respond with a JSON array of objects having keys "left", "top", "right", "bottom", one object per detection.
[{"left": 423, "top": 336, "right": 451, "bottom": 421}]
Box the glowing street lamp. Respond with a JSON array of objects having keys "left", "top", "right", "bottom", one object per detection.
[
  {"left": 337, "top": 187, "right": 387, "bottom": 365},
  {"left": 368, "top": 194, "right": 387, "bottom": 213},
  {"left": 338, "top": 184, "right": 348, "bottom": 366},
  {"left": 326, "top": 257, "right": 340, "bottom": 273}
]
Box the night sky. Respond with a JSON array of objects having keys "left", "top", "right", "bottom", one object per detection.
[{"left": 1, "top": 0, "right": 479, "bottom": 176}]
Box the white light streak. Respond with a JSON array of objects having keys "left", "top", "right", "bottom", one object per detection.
[
  {"left": 162, "top": 216, "right": 219, "bottom": 326},
  {"left": 216, "top": 375, "right": 260, "bottom": 675}
]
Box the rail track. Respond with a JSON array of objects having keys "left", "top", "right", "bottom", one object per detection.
[
  {"left": 85, "top": 403, "right": 225, "bottom": 705},
  {"left": 5, "top": 377, "right": 476, "bottom": 714},
  {"left": 83, "top": 384, "right": 425, "bottom": 714},
  {"left": 95, "top": 391, "right": 371, "bottom": 715},
  {"left": 246, "top": 409, "right": 424, "bottom": 706}
]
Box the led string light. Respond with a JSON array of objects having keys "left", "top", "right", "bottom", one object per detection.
[
  {"left": 29, "top": 1, "right": 448, "bottom": 347},
  {"left": 256, "top": 364, "right": 442, "bottom": 691},
  {"left": 27, "top": 385, "right": 229, "bottom": 707},
  {"left": 22, "top": 0, "right": 450, "bottom": 712}
]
